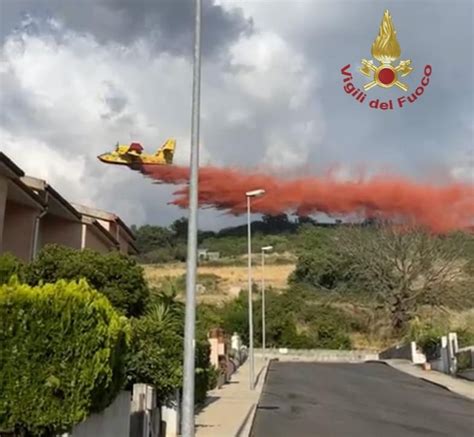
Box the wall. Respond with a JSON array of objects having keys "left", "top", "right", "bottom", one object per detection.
[
  {"left": 118, "top": 228, "right": 130, "bottom": 254},
  {"left": 2, "top": 201, "right": 37, "bottom": 261},
  {"left": 39, "top": 216, "right": 82, "bottom": 251},
  {"left": 0, "top": 176, "right": 8, "bottom": 251},
  {"left": 69, "top": 391, "right": 131, "bottom": 437},
  {"left": 98, "top": 218, "right": 111, "bottom": 232},
  {"left": 254, "top": 348, "right": 379, "bottom": 362},
  {"left": 85, "top": 225, "right": 113, "bottom": 254},
  {"left": 379, "top": 342, "right": 426, "bottom": 364}
]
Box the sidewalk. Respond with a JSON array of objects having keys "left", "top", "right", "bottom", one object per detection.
[
  {"left": 383, "top": 359, "right": 474, "bottom": 401},
  {"left": 195, "top": 357, "right": 268, "bottom": 437}
]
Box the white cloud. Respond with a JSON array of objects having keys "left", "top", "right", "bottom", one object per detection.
[
  {"left": 229, "top": 30, "right": 317, "bottom": 105},
  {"left": 2, "top": 3, "right": 470, "bottom": 229},
  {"left": 0, "top": 15, "right": 323, "bottom": 226}
]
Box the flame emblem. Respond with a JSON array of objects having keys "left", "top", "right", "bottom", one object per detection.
[{"left": 359, "top": 10, "right": 413, "bottom": 91}]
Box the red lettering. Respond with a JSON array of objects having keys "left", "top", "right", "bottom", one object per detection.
[
  {"left": 344, "top": 83, "right": 355, "bottom": 94},
  {"left": 397, "top": 96, "right": 406, "bottom": 108},
  {"left": 421, "top": 76, "right": 429, "bottom": 86},
  {"left": 341, "top": 64, "right": 352, "bottom": 76},
  {"left": 424, "top": 65, "right": 432, "bottom": 76},
  {"left": 369, "top": 99, "right": 379, "bottom": 108},
  {"left": 415, "top": 86, "right": 424, "bottom": 96}
]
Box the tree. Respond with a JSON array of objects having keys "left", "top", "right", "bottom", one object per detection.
[
  {"left": 0, "top": 279, "right": 129, "bottom": 436},
  {"left": 126, "top": 284, "right": 213, "bottom": 406},
  {"left": 126, "top": 304, "right": 184, "bottom": 404},
  {"left": 290, "top": 226, "right": 354, "bottom": 290},
  {"left": 261, "top": 214, "right": 295, "bottom": 233},
  {"left": 134, "top": 225, "right": 174, "bottom": 254},
  {"left": 170, "top": 217, "right": 188, "bottom": 240},
  {"left": 296, "top": 215, "right": 317, "bottom": 226},
  {"left": 336, "top": 225, "right": 466, "bottom": 331},
  {"left": 25, "top": 245, "right": 150, "bottom": 317}
]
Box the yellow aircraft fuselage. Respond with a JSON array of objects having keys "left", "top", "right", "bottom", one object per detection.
[{"left": 98, "top": 139, "right": 176, "bottom": 168}]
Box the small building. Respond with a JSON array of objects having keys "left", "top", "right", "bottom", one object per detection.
[
  {"left": 198, "top": 248, "right": 220, "bottom": 262},
  {"left": 207, "top": 251, "right": 220, "bottom": 261},
  {"left": 198, "top": 248, "right": 208, "bottom": 262}
]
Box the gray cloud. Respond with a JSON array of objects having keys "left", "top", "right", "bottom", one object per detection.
[
  {"left": 1, "top": 0, "right": 472, "bottom": 230},
  {"left": 283, "top": 1, "right": 474, "bottom": 179},
  {"left": 0, "top": 0, "right": 253, "bottom": 58}
]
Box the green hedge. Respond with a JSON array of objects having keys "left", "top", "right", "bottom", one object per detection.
[
  {"left": 0, "top": 253, "right": 24, "bottom": 285},
  {"left": 0, "top": 279, "right": 129, "bottom": 436}
]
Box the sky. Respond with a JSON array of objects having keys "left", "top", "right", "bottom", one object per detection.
[{"left": 0, "top": 0, "right": 472, "bottom": 230}]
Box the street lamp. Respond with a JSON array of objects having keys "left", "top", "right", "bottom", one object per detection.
[
  {"left": 261, "top": 245, "right": 273, "bottom": 360},
  {"left": 181, "top": 0, "right": 202, "bottom": 436},
  {"left": 245, "top": 188, "right": 265, "bottom": 390}
]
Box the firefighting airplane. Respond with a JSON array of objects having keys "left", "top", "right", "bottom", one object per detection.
[{"left": 97, "top": 138, "right": 176, "bottom": 168}]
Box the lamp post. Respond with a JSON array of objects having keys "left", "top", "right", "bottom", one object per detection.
[
  {"left": 181, "top": 0, "right": 202, "bottom": 435},
  {"left": 245, "top": 189, "right": 265, "bottom": 390},
  {"left": 261, "top": 245, "right": 273, "bottom": 360}
]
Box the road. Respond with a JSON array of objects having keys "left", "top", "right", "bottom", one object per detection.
[{"left": 251, "top": 361, "right": 474, "bottom": 437}]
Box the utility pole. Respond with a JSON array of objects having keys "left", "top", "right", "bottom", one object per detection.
[
  {"left": 261, "top": 246, "right": 272, "bottom": 360},
  {"left": 247, "top": 195, "right": 254, "bottom": 390},
  {"left": 245, "top": 189, "right": 265, "bottom": 390},
  {"left": 181, "top": 0, "right": 202, "bottom": 435}
]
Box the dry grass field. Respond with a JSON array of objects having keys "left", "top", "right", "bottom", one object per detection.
[{"left": 143, "top": 262, "right": 295, "bottom": 301}]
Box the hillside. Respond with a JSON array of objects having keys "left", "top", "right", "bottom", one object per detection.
[
  {"left": 143, "top": 261, "right": 295, "bottom": 303},
  {"left": 137, "top": 217, "right": 474, "bottom": 351}
]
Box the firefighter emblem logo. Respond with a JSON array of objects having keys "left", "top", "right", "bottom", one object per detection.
[{"left": 359, "top": 10, "right": 413, "bottom": 91}]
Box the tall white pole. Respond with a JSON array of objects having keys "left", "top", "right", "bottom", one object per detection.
[
  {"left": 261, "top": 249, "right": 266, "bottom": 360},
  {"left": 181, "top": 0, "right": 202, "bottom": 435},
  {"left": 247, "top": 195, "right": 255, "bottom": 390}
]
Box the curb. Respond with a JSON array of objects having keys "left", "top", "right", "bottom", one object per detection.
[
  {"left": 380, "top": 360, "right": 474, "bottom": 401},
  {"left": 244, "top": 359, "right": 273, "bottom": 437},
  {"left": 419, "top": 377, "right": 452, "bottom": 393}
]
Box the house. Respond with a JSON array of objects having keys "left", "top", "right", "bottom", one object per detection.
[
  {"left": 0, "top": 152, "right": 138, "bottom": 261},
  {"left": 0, "top": 153, "right": 44, "bottom": 260},
  {"left": 71, "top": 203, "right": 138, "bottom": 256}
]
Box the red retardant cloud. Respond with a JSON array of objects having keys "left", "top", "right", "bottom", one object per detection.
[{"left": 140, "top": 165, "right": 474, "bottom": 233}]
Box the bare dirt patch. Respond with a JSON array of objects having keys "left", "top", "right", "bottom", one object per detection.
[{"left": 143, "top": 263, "right": 295, "bottom": 300}]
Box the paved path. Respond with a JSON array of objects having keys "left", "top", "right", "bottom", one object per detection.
[
  {"left": 251, "top": 361, "right": 474, "bottom": 437},
  {"left": 195, "top": 357, "right": 268, "bottom": 437},
  {"left": 384, "top": 359, "right": 474, "bottom": 400}
]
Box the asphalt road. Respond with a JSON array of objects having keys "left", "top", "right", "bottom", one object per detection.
[{"left": 251, "top": 361, "right": 474, "bottom": 437}]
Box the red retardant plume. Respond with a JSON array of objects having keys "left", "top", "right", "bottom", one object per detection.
[{"left": 140, "top": 165, "right": 474, "bottom": 233}]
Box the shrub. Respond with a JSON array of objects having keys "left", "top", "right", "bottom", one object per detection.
[
  {"left": 456, "top": 328, "right": 474, "bottom": 349},
  {"left": 0, "top": 279, "right": 129, "bottom": 436},
  {"left": 300, "top": 305, "right": 352, "bottom": 349},
  {"left": 0, "top": 253, "right": 24, "bottom": 284},
  {"left": 406, "top": 319, "right": 446, "bottom": 360},
  {"left": 25, "top": 244, "right": 149, "bottom": 317},
  {"left": 195, "top": 339, "right": 213, "bottom": 405},
  {"left": 126, "top": 302, "right": 213, "bottom": 406},
  {"left": 126, "top": 303, "right": 183, "bottom": 404}
]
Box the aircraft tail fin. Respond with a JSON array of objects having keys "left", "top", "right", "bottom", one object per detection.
[{"left": 155, "top": 138, "right": 176, "bottom": 164}]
